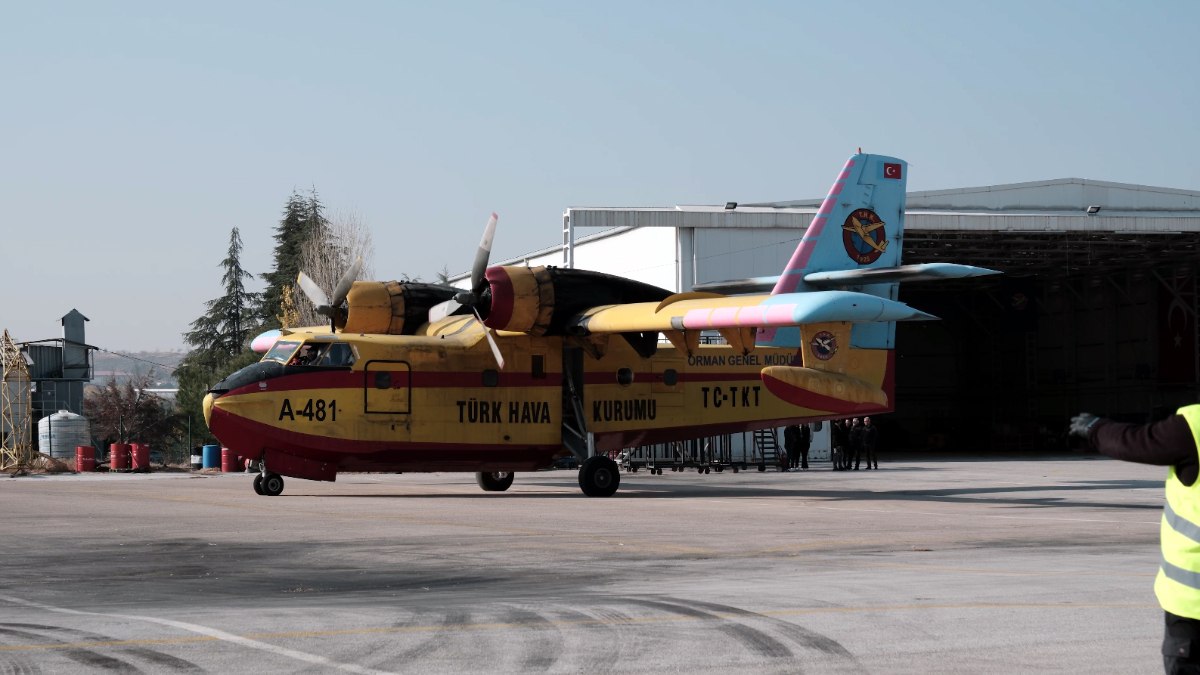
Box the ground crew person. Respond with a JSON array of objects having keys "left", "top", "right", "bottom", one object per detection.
[
  {"left": 798, "top": 423, "right": 811, "bottom": 470},
  {"left": 784, "top": 424, "right": 800, "bottom": 471},
  {"left": 1070, "top": 407, "right": 1200, "bottom": 674}
]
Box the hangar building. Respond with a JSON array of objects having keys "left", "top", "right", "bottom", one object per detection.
[{"left": 480, "top": 177, "right": 1200, "bottom": 452}]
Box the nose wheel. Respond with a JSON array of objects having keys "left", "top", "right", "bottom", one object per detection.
[{"left": 253, "top": 472, "right": 285, "bottom": 496}]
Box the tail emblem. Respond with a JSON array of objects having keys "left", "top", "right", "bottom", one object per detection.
[
  {"left": 809, "top": 330, "right": 838, "bottom": 360},
  {"left": 841, "top": 209, "right": 889, "bottom": 264}
]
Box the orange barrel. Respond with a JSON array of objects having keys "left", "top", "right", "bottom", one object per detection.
[
  {"left": 221, "top": 447, "right": 237, "bottom": 472},
  {"left": 131, "top": 443, "right": 150, "bottom": 472},
  {"left": 75, "top": 445, "right": 96, "bottom": 473},
  {"left": 110, "top": 443, "right": 131, "bottom": 471}
]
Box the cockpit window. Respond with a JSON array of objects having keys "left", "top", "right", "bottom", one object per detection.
[
  {"left": 263, "top": 340, "right": 302, "bottom": 364},
  {"left": 263, "top": 340, "right": 356, "bottom": 368}
]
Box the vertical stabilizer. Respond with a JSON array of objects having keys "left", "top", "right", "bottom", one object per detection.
[
  {"left": 759, "top": 153, "right": 908, "bottom": 350},
  {"left": 772, "top": 153, "right": 907, "bottom": 295}
]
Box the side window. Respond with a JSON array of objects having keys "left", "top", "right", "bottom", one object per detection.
[{"left": 321, "top": 343, "right": 356, "bottom": 367}]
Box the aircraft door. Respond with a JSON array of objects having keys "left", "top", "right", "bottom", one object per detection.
[
  {"left": 364, "top": 360, "right": 411, "bottom": 416},
  {"left": 562, "top": 346, "right": 587, "bottom": 457}
]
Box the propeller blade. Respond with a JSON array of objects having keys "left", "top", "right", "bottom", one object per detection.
[
  {"left": 470, "top": 213, "right": 498, "bottom": 296},
  {"left": 296, "top": 271, "right": 331, "bottom": 314},
  {"left": 331, "top": 257, "right": 364, "bottom": 308},
  {"left": 473, "top": 308, "right": 505, "bottom": 370},
  {"left": 428, "top": 298, "right": 459, "bottom": 323}
]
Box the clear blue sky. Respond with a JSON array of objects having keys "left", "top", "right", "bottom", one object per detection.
[{"left": 2, "top": 1, "right": 1196, "bottom": 352}]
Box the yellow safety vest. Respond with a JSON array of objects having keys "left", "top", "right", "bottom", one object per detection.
[{"left": 1155, "top": 404, "right": 1200, "bottom": 618}]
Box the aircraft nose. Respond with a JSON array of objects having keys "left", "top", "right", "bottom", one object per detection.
[{"left": 203, "top": 393, "right": 215, "bottom": 427}]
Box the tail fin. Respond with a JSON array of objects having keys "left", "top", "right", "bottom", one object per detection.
[
  {"left": 772, "top": 153, "right": 907, "bottom": 296},
  {"left": 759, "top": 153, "right": 908, "bottom": 351}
]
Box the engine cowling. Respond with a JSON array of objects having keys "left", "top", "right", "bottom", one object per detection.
[
  {"left": 483, "top": 266, "right": 556, "bottom": 335},
  {"left": 341, "top": 281, "right": 457, "bottom": 335},
  {"left": 483, "top": 265, "right": 673, "bottom": 335}
]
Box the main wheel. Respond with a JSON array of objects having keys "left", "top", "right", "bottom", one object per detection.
[
  {"left": 252, "top": 474, "right": 265, "bottom": 495},
  {"left": 578, "top": 456, "right": 620, "bottom": 497},
  {"left": 261, "top": 472, "right": 285, "bottom": 496},
  {"left": 476, "top": 471, "right": 515, "bottom": 492}
]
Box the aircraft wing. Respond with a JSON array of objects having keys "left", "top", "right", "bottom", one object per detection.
[{"left": 568, "top": 289, "right": 936, "bottom": 335}]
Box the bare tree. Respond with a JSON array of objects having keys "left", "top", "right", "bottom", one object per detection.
[
  {"left": 84, "top": 374, "right": 175, "bottom": 449},
  {"left": 289, "top": 210, "right": 376, "bottom": 327}
]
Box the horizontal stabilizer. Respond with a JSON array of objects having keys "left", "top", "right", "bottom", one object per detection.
[
  {"left": 804, "top": 263, "right": 1001, "bottom": 286},
  {"left": 760, "top": 366, "right": 888, "bottom": 414},
  {"left": 696, "top": 264, "right": 999, "bottom": 295}
]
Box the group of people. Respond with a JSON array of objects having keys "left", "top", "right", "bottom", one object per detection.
[
  {"left": 782, "top": 417, "right": 879, "bottom": 471},
  {"left": 830, "top": 417, "right": 879, "bottom": 471}
]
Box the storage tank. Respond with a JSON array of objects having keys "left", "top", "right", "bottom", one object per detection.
[{"left": 37, "top": 410, "right": 92, "bottom": 460}]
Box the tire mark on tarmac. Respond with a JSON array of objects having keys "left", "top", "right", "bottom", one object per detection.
[
  {"left": 551, "top": 606, "right": 630, "bottom": 672},
  {"left": 0, "top": 626, "right": 141, "bottom": 673},
  {"left": 619, "top": 597, "right": 795, "bottom": 660},
  {"left": 670, "top": 597, "right": 855, "bottom": 659},
  {"left": 499, "top": 606, "right": 561, "bottom": 672},
  {"left": 0, "top": 622, "right": 202, "bottom": 672},
  {"left": 388, "top": 609, "right": 469, "bottom": 663},
  {"left": 0, "top": 595, "right": 393, "bottom": 675}
]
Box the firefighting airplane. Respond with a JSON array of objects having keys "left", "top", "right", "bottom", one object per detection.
[{"left": 203, "top": 152, "right": 997, "bottom": 497}]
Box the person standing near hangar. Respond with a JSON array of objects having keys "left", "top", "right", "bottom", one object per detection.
[
  {"left": 850, "top": 418, "right": 865, "bottom": 470},
  {"left": 861, "top": 416, "right": 879, "bottom": 470},
  {"left": 798, "top": 423, "right": 811, "bottom": 470},
  {"left": 784, "top": 424, "right": 801, "bottom": 471},
  {"left": 1070, "top": 408, "right": 1200, "bottom": 674},
  {"left": 831, "top": 419, "right": 849, "bottom": 471}
]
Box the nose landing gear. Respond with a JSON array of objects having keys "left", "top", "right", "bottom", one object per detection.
[{"left": 252, "top": 463, "right": 285, "bottom": 497}]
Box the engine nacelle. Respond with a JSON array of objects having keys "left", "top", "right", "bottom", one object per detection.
[
  {"left": 341, "top": 281, "right": 457, "bottom": 335},
  {"left": 484, "top": 265, "right": 673, "bottom": 336},
  {"left": 484, "top": 266, "right": 556, "bottom": 335}
]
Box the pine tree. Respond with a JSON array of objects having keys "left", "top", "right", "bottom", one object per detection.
[
  {"left": 184, "top": 227, "right": 260, "bottom": 363},
  {"left": 260, "top": 188, "right": 328, "bottom": 326},
  {"left": 174, "top": 227, "right": 261, "bottom": 445}
]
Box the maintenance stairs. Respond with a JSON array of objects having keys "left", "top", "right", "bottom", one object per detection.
[{"left": 752, "top": 428, "right": 786, "bottom": 471}]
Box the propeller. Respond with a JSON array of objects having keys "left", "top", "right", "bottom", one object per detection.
[
  {"left": 428, "top": 213, "right": 498, "bottom": 323},
  {"left": 474, "top": 308, "right": 506, "bottom": 370},
  {"left": 296, "top": 256, "right": 363, "bottom": 331},
  {"left": 427, "top": 213, "right": 505, "bottom": 369}
]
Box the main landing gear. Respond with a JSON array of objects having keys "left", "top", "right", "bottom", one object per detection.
[
  {"left": 578, "top": 455, "right": 620, "bottom": 497},
  {"left": 253, "top": 472, "right": 285, "bottom": 496},
  {"left": 476, "top": 471, "right": 515, "bottom": 492}
]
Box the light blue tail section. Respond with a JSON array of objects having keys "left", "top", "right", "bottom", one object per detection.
[{"left": 759, "top": 153, "right": 909, "bottom": 349}]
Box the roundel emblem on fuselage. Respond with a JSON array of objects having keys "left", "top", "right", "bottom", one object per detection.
[
  {"left": 841, "top": 208, "right": 888, "bottom": 265},
  {"left": 810, "top": 330, "right": 837, "bottom": 361}
]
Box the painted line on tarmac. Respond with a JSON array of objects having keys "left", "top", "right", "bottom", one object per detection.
[{"left": 0, "top": 593, "right": 395, "bottom": 675}]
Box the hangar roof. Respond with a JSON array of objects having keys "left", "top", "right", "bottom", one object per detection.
[
  {"left": 756, "top": 178, "right": 1200, "bottom": 215},
  {"left": 557, "top": 178, "right": 1200, "bottom": 281}
]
